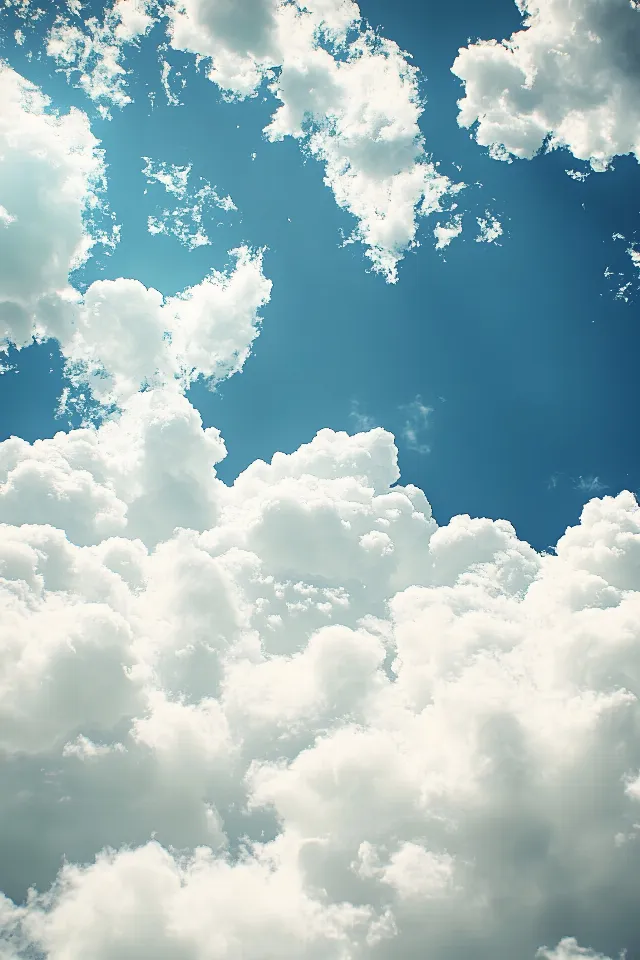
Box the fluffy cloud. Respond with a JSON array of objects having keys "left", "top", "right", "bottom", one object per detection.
[
  {"left": 0, "top": 389, "right": 226, "bottom": 546},
  {"left": 476, "top": 213, "right": 503, "bottom": 243},
  {"left": 0, "top": 64, "right": 106, "bottom": 349},
  {"left": 452, "top": 0, "right": 640, "bottom": 170},
  {"left": 605, "top": 233, "right": 640, "bottom": 302},
  {"left": 61, "top": 245, "right": 271, "bottom": 405},
  {"left": 1, "top": 392, "right": 639, "bottom": 959},
  {"left": 0, "top": 67, "right": 270, "bottom": 406},
  {"left": 434, "top": 214, "right": 463, "bottom": 250},
  {"left": 167, "top": 0, "right": 462, "bottom": 280}
]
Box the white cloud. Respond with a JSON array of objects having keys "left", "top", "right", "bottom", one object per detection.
[
  {"left": 167, "top": 0, "right": 464, "bottom": 281},
  {"left": 0, "top": 69, "right": 270, "bottom": 408},
  {"left": 401, "top": 395, "right": 432, "bottom": 453},
  {"left": 2, "top": 0, "right": 44, "bottom": 23},
  {"left": 452, "top": 0, "right": 640, "bottom": 170},
  {"left": 3, "top": 15, "right": 640, "bottom": 960},
  {"left": 143, "top": 157, "right": 237, "bottom": 250},
  {"left": 14, "top": 239, "right": 269, "bottom": 408},
  {"left": 1, "top": 391, "right": 639, "bottom": 957},
  {"left": 47, "top": 0, "right": 157, "bottom": 109},
  {"left": 0, "top": 64, "right": 107, "bottom": 350},
  {"left": 537, "top": 940, "right": 617, "bottom": 960},
  {"left": 476, "top": 213, "right": 503, "bottom": 243},
  {"left": 434, "top": 213, "right": 463, "bottom": 250}
]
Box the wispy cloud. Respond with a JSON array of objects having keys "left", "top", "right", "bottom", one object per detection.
[
  {"left": 548, "top": 472, "right": 609, "bottom": 495},
  {"left": 401, "top": 395, "right": 433, "bottom": 454},
  {"left": 349, "top": 400, "right": 376, "bottom": 433},
  {"left": 575, "top": 475, "right": 608, "bottom": 495}
]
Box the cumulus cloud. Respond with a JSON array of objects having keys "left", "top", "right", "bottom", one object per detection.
[
  {"left": 566, "top": 169, "right": 591, "bottom": 182},
  {"left": 452, "top": 0, "right": 640, "bottom": 170},
  {"left": 1, "top": 390, "right": 640, "bottom": 958},
  {"left": 0, "top": 67, "right": 271, "bottom": 408},
  {"left": 537, "top": 941, "right": 619, "bottom": 960},
  {"left": 0, "top": 64, "right": 108, "bottom": 349},
  {"left": 56, "top": 244, "right": 270, "bottom": 407},
  {"left": 143, "top": 156, "right": 237, "bottom": 250},
  {"left": 434, "top": 213, "right": 463, "bottom": 250},
  {"left": 159, "top": 56, "right": 187, "bottom": 106},
  {"left": 401, "top": 395, "right": 432, "bottom": 453},
  {"left": 167, "top": 0, "right": 463, "bottom": 280}
]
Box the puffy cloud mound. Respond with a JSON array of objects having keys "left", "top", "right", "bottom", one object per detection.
[
  {"left": 47, "top": 0, "right": 157, "bottom": 111},
  {"left": 168, "top": 0, "right": 462, "bottom": 280},
  {"left": 452, "top": 0, "right": 640, "bottom": 170},
  {"left": 61, "top": 245, "right": 271, "bottom": 405},
  {"left": 0, "top": 391, "right": 639, "bottom": 959},
  {"left": 0, "top": 64, "right": 106, "bottom": 348},
  {"left": 0, "top": 67, "right": 271, "bottom": 406}
]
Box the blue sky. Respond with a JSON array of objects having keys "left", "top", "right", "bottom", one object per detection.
[
  {"left": 2, "top": 0, "right": 639, "bottom": 554},
  {"left": 3, "top": 2, "right": 640, "bottom": 958}
]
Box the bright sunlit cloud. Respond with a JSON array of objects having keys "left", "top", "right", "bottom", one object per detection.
[
  {"left": 452, "top": 0, "right": 640, "bottom": 170},
  {"left": 1, "top": 3, "right": 640, "bottom": 959}
]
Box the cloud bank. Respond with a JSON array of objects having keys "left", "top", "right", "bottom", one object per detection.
[
  {"left": 0, "top": 81, "right": 638, "bottom": 945},
  {"left": 0, "top": 63, "right": 107, "bottom": 349},
  {"left": 452, "top": 0, "right": 640, "bottom": 170},
  {"left": 1, "top": 381, "right": 640, "bottom": 959}
]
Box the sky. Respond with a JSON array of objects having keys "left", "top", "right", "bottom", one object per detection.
[{"left": 1, "top": 1, "right": 640, "bottom": 958}]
